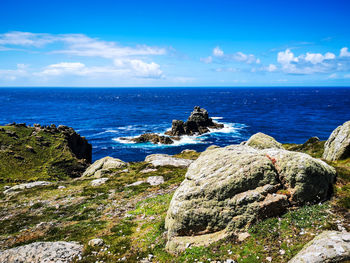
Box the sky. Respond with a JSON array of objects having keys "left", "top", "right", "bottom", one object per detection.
[{"left": 0, "top": 0, "right": 350, "bottom": 87}]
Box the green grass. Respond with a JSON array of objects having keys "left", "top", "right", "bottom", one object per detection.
[{"left": 0, "top": 125, "right": 87, "bottom": 182}]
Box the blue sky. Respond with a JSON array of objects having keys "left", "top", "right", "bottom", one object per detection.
[{"left": 0, "top": 0, "right": 350, "bottom": 87}]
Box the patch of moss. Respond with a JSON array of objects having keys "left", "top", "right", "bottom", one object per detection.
[{"left": 283, "top": 140, "right": 325, "bottom": 158}]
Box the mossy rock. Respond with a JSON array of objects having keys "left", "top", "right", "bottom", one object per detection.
[{"left": 0, "top": 124, "right": 91, "bottom": 182}]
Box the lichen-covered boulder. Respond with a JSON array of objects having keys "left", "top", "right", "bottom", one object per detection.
[
  {"left": 165, "top": 145, "right": 336, "bottom": 252},
  {"left": 246, "top": 132, "right": 283, "bottom": 149},
  {"left": 145, "top": 154, "right": 193, "bottom": 168},
  {"left": 323, "top": 120, "right": 350, "bottom": 161},
  {"left": 288, "top": 231, "right": 350, "bottom": 263},
  {"left": 0, "top": 241, "right": 83, "bottom": 263},
  {"left": 83, "top": 156, "right": 126, "bottom": 177}
]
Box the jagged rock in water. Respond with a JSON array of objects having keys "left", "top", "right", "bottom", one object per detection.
[
  {"left": 288, "top": 231, "right": 350, "bottom": 263},
  {"left": 128, "top": 133, "right": 174, "bottom": 145},
  {"left": 83, "top": 156, "right": 126, "bottom": 178},
  {"left": 246, "top": 132, "right": 283, "bottom": 149},
  {"left": 0, "top": 241, "right": 83, "bottom": 263},
  {"left": 323, "top": 120, "right": 350, "bottom": 161},
  {"left": 165, "top": 106, "right": 224, "bottom": 136},
  {"left": 165, "top": 145, "right": 336, "bottom": 252},
  {"left": 145, "top": 154, "right": 193, "bottom": 168}
]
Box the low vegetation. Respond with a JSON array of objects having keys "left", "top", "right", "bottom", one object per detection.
[{"left": 0, "top": 140, "right": 349, "bottom": 262}]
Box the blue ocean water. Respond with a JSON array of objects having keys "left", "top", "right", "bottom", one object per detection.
[{"left": 0, "top": 87, "right": 349, "bottom": 162}]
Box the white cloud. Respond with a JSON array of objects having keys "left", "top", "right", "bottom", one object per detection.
[
  {"left": 36, "top": 59, "right": 163, "bottom": 79},
  {"left": 0, "top": 64, "right": 29, "bottom": 80},
  {"left": 200, "top": 56, "right": 213, "bottom": 64},
  {"left": 328, "top": 73, "right": 338, "bottom": 79},
  {"left": 201, "top": 47, "right": 260, "bottom": 65},
  {"left": 0, "top": 31, "right": 167, "bottom": 80},
  {"left": 213, "top": 46, "right": 224, "bottom": 57},
  {"left": 304, "top": 52, "right": 335, "bottom": 64},
  {"left": 267, "top": 64, "right": 277, "bottom": 72},
  {"left": 340, "top": 47, "right": 350, "bottom": 57},
  {"left": 55, "top": 34, "right": 166, "bottom": 58},
  {"left": 0, "top": 31, "right": 56, "bottom": 47},
  {"left": 277, "top": 49, "right": 298, "bottom": 65},
  {"left": 276, "top": 48, "right": 345, "bottom": 74}
]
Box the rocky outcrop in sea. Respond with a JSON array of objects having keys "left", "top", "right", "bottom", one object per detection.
[{"left": 121, "top": 106, "right": 224, "bottom": 145}]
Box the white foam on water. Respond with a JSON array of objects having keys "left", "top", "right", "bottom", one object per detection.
[{"left": 212, "top": 116, "right": 223, "bottom": 120}]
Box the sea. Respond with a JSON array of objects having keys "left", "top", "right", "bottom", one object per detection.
[{"left": 0, "top": 87, "right": 349, "bottom": 162}]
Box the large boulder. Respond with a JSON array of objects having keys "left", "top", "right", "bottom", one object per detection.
[
  {"left": 145, "top": 154, "right": 193, "bottom": 168},
  {"left": 165, "top": 145, "right": 336, "bottom": 252},
  {"left": 323, "top": 120, "right": 350, "bottom": 161},
  {"left": 0, "top": 241, "right": 83, "bottom": 263},
  {"left": 246, "top": 132, "right": 283, "bottom": 149},
  {"left": 288, "top": 231, "right": 350, "bottom": 263},
  {"left": 83, "top": 156, "right": 126, "bottom": 177}
]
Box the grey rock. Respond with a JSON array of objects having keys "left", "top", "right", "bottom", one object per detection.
[
  {"left": 83, "top": 156, "right": 126, "bottom": 177},
  {"left": 246, "top": 132, "right": 283, "bottom": 149},
  {"left": 88, "top": 238, "right": 104, "bottom": 247},
  {"left": 147, "top": 176, "right": 165, "bottom": 186},
  {"left": 90, "top": 178, "right": 109, "bottom": 187},
  {"left": 3, "top": 181, "right": 52, "bottom": 195},
  {"left": 126, "top": 181, "right": 145, "bottom": 187},
  {"left": 140, "top": 168, "right": 158, "bottom": 173},
  {"left": 288, "top": 231, "right": 350, "bottom": 263},
  {"left": 0, "top": 241, "right": 83, "bottom": 263},
  {"left": 145, "top": 154, "right": 193, "bottom": 168},
  {"left": 323, "top": 120, "right": 350, "bottom": 161},
  {"left": 165, "top": 145, "right": 335, "bottom": 252}
]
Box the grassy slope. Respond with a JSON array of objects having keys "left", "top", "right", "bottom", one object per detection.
[
  {"left": 0, "top": 146, "right": 349, "bottom": 262},
  {"left": 0, "top": 125, "right": 86, "bottom": 183}
]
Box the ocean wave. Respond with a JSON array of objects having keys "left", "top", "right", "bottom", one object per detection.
[{"left": 212, "top": 116, "right": 223, "bottom": 120}]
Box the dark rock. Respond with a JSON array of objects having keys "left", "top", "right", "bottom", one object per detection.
[
  {"left": 165, "top": 106, "right": 223, "bottom": 136},
  {"left": 130, "top": 133, "right": 174, "bottom": 145},
  {"left": 303, "top": 136, "right": 320, "bottom": 146}
]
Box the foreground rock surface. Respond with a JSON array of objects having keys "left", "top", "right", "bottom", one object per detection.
[
  {"left": 246, "top": 132, "right": 283, "bottom": 149},
  {"left": 323, "top": 120, "right": 350, "bottom": 161},
  {"left": 83, "top": 156, "right": 126, "bottom": 178},
  {"left": 288, "top": 231, "right": 350, "bottom": 263},
  {"left": 165, "top": 145, "right": 336, "bottom": 252},
  {"left": 0, "top": 241, "right": 83, "bottom": 263},
  {"left": 3, "top": 181, "right": 51, "bottom": 195},
  {"left": 145, "top": 154, "right": 193, "bottom": 168}
]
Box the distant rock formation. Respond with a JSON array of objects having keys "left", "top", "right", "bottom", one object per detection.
[
  {"left": 165, "top": 135, "right": 336, "bottom": 252},
  {"left": 323, "top": 120, "right": 350, "bottom": 161},
  {"left": 165, "top": 106, "right": 224, "bottom": 136},
  {"left": 122, "top": 106, "right": 224, "bottom": 145}
]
